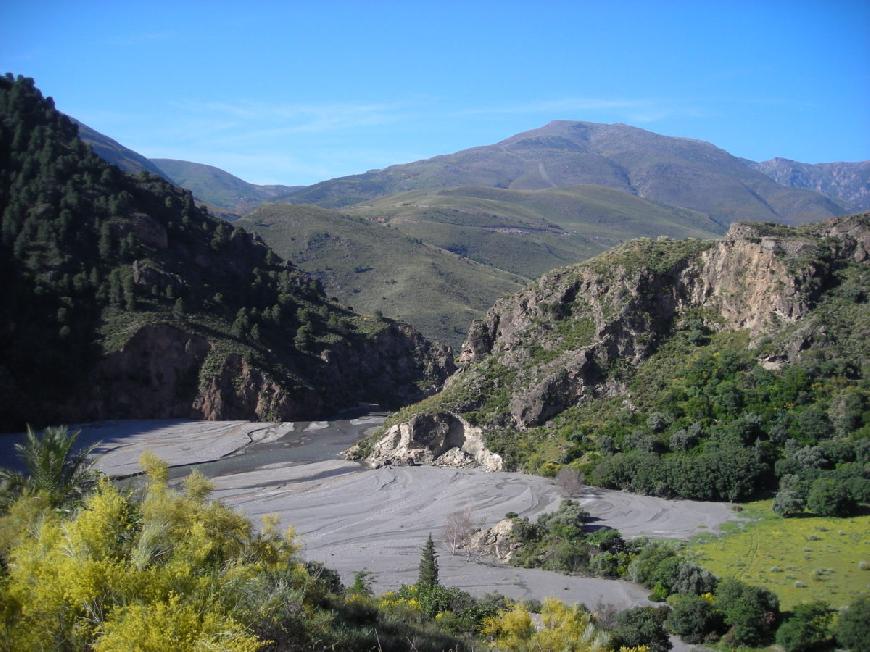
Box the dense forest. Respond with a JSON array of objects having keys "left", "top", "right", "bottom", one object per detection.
[{"left": 0, "top": 74, "right": 450, "bottom": 430}]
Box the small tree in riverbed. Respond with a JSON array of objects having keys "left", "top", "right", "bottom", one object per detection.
[
  {"left": 445, "top": 508, "right": 475, "bottom": 555},
  {"left": 555, "top": 467, "right": 584, "bottom": 496},
  {"left": 418, "top": 533, "right": 439, "bottom": 587}
]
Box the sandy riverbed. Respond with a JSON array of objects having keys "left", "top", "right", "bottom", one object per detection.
[{"left": 0, "top": 415, "right": 736, "bottom": 613}]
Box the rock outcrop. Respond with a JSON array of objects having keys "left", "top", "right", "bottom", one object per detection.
[
  {"left": 77, "top": 320, "right": 454, "bottom": 424},
  {"left": 392, "top": 215, "right": 869, "bottom": 465},
  {"left": 365, "top": 412, "right": 503, "bottom": 471},
  {"left": 465, "top": 518, "right": 518, "bottom": 561}
]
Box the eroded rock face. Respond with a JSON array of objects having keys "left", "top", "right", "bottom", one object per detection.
[
  {"left": 72, "top": 316, "right": 454, "bottom": 424},
  {"left": 453, "top": 215, "right": 870, "bottom": 431},
  {"left": 84, "top": 324, "right": 208, "bottom": 419},
  {"left": 193, "top": 354, "right": 322, "bottom": 421},
  {"left": 367, "top": 412, "right": 503, "bottom": 471}
]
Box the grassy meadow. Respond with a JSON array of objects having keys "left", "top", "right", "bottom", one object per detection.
[{"left": 688, "top": 500, "right": 870, "bottom": 610}]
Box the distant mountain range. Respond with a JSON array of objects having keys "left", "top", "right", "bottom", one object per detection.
[
  {"left": 278, "top": 120, "right": 847, "bottom": 225},
  {"left": 75, "top": 126, "right": 299, "bottom": 216},
  {"left": 752, "top": 157, "right": 870, "bottom": 212},
  {"left": 75, "top": 118, "right": 866, "bottom": 345},
  {"left": 77, "top": 118, "right": 867, "bottom": 224},
  {"left": 150, "top": 159, "right": 301, "bottom": 215}
]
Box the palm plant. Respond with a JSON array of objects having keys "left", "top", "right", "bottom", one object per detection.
[{"left": 0, "top": 425, "right": 99, "bottom": 509}]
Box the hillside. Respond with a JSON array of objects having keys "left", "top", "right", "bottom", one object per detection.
[
  {"left": 75, "top": 120, "right": 170, "bottom": 180},
  {"left": 348, "top": 185, "right": 725, "bottom": 279},
  {"left": 151, "top": 158, "right": 300, "bottom": 215},
  {"left": 360, "top": 215, "right": 869, "bottom": 508},
  {"left": 239, "top": 186, "right": 724, "bottom": 347},
  {"left": 282, "top": 120, "right": 844, "bottom": 225},
  {"left": 754, "top": 157, "right": 870, "bottom": 212},
  {"left": 237, "top": 204, "right": 525, "bottom": 348},
  {"left": 0, "top": 74, "right": 451, "bottom": 431}
]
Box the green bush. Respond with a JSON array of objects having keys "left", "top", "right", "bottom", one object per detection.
[
  {"left": 807, "top": 477, "right": 858, "bottom": 516},
  {"left": 610, "top": 606, "right": 671, "bottom": 652},
  {"left": 836, "top": 595, "right": 870, "bottom": 651},
  {"left": 666, "top": 594, "right": 724, "bottom": 643},
  {"left": 773, "top": 488, "right": 806, "bottom": 516},
  {"left": 775, "top": 601, "right": 834, "bottom": 652},
  {"left": 715, "top": 577, "right": 780, "bottom": 646}
]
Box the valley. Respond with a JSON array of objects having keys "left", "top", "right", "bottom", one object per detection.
[
  {"left": 1, "top": 68, "right": 867, "bottom": 651},
  {"left": 0, "top": 415, "right": 736, "bottom": 608}
]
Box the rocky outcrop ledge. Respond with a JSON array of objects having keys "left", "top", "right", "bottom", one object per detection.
[
  {"left": 465, "top": 518, "right": 518, "bottom": 561},
  {"left": 362, "top": 412, "right": 503, "bottom": 471}
]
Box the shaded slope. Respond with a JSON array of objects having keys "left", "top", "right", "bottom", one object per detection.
[
  {"left": 152, "top": 158, "right": 300, "bottom": 214},
  {"left": 75, "top": 120, "right": 170, "bottom": 180},
  {"left": 0, "top": 74, "right": 451, "bottom": 430}
]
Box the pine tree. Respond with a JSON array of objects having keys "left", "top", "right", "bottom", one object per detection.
[{"left": 418, "top": 533, "right": 439, "bottom": 587}]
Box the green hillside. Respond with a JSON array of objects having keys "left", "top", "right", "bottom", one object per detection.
[
  {"left": 152, "top": 158, "right": 299, "bottom": 215},
  {"left": 241, "top": 186, "right": 725, "bottom": 347},
  {"left": 371, "top": 217, "right": 869, "bottom": 509},
  {"left": 237, "top": 204, "right": 525, "bottom": 348},
  {"left": 349, "top": 185, "right": 725, "bottom": 278}
]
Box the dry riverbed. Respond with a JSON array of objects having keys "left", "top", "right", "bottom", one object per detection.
[{"left": 0, "top": 414, "right": 736, "bottom": 613}]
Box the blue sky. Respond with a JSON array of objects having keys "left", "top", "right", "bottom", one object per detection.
[{"left": 2, "top": 1, "right": 868, "bottom": 185}]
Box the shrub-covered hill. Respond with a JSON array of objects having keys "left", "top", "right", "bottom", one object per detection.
[
  {"left": 365, "top": 215, "right": 869, "bottom": 507},
  {"left": 0, "top": 74, "right": 453, "bottom": 431}
]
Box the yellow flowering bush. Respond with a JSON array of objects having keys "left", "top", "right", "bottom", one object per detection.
[
  {"left": 0, "top": 452, "right": 309, "bottom": 651},
  {"left": 482, "top": 598, "right": 610, "bottom": 652}
]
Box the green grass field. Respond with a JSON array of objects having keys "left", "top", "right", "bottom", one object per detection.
[{"left": 688, "top": 500, "right": 870, "bottom": 610}]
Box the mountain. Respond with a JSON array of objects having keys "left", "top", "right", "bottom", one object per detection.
[
  {"left": 280, "top": 120, "right": 844, "bottom": 225},
  {"left": 753, "top": 157, "right": 870, "bottom": 212},
  {"left": 0, "top": 74, "right": 451, "bottom": 431},
  {"left": 151, "top": 158, "right": 301, "bottom": 215},
  {"left": 357, "top": 215, "right": 869, "bottom": 505},
  {"left": 75, "top": 124, "right": 300, "bottom": 215},
  {"left": 75, "top": 120, "right": 170, "bottom": 180},
  {"left": 237, "top": 204, "right": 526, "bottom": 348}
]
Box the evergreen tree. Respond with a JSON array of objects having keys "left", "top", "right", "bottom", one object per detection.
[{"left": 418, "top": 533, "right": 439, "bottom": 587}]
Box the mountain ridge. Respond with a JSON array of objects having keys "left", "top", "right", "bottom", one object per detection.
[
  {"left": 151, "top": 158, "right": 301, "bottom": 215},
  {"left": 753, "top": 157, "right": 870, "bottom": 212},
  {"left": 279, "top": 120, "right": 844, "bottom": 226}
]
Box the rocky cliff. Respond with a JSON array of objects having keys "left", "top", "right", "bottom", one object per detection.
[{"left": 367, "top": 215, "right": 869, "bottom": 490}]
